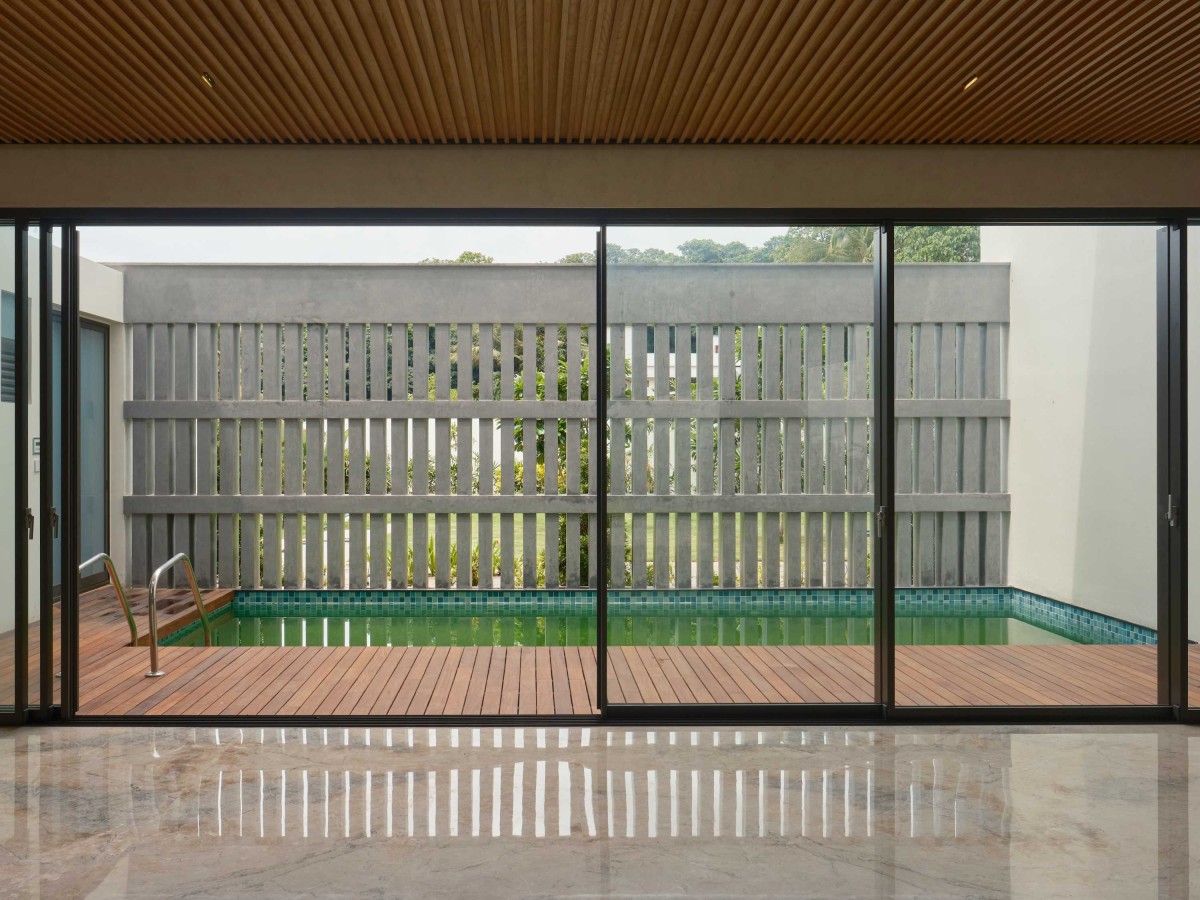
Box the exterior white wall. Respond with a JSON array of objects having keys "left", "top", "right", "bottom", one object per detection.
[
  {"left": 0, "top": 239, "right": 124, "bottom": 633},
  {"left": 987, "top": 225, "right": 1159, "bottom": 630}
]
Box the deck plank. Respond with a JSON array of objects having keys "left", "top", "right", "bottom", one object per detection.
[
  {"left": 518, "top": 648, "right": 537, "bottom": 716},
  {"left": 662, "top": 646, "right": 718, "bottom": 704},
  {"left": 535, "top": 647, "right": 554, "bottom": 716},
  {"left": 461, "top": 647, "right": 494, "bottom": 716},
  {"left": 549, "top": 648, "right": 573, "bottom": 715},
  {"left": 443, "top": 646, "right": 478, "bottom": 716},
  {"left": 563, "top": 645, "right": 592, "bottom": 713},
  {"left": 499, "top": 647, "right": 521, "bottom": 715},
  {"left": 386, "top": 646, "right": 436, "bottom": 715}
]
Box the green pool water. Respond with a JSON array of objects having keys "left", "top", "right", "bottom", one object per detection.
[{"left": 171, "top": 611, "right": 1077, "bottom": 648}]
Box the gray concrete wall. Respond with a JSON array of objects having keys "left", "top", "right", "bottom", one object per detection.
[
  {"left": 2, "top": 144, "right": 1199, "bottom": 209},
  {"left": 120, "top": 261, "right": 1009, "bottom": 325}
]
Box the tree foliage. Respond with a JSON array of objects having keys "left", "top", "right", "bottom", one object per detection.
[
  {"left": 419, "top": 250, "right": 496, "bottom": 264},
  {"left": 551, "top": 225, "right": 980, "bottom": 265}
]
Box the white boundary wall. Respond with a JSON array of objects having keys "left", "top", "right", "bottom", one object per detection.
[{"left": 990, "top": 225, "right": 1159, "bottom": 631}]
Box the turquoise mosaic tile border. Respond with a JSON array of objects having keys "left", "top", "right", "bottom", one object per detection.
[
  {"left": 230, "top": 586, "right": 1013, "bottom": 618},
  {"left": 1008, "top": 588, "right": 1155, "bottom": 646},
  {"left": 169, "top": 585, "right": 1158, "bottom": 648}
]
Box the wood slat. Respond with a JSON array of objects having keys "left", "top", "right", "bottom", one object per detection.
[{"left": 6, "top": 1, "right": 1199, "bottom": 143}]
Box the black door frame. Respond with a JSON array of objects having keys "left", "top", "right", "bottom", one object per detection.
[
  {"left": 6, "top": 207, "right": 1190, "bottom": 726},
  {"left": 3, "top": 221, "right": 31, "bottom": 725}
]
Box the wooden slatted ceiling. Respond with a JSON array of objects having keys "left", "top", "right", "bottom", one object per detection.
[{"left": 1, "top": 0, "right": 1199, "bottom": 144}]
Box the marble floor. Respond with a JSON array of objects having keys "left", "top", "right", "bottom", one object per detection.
[{"left": 0, "top": 725, "right": 1196, "bottom": 898}]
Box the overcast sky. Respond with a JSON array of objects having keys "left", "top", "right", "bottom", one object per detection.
[{"left": 76, "top": 225, "right": 791, "bottom": 264}]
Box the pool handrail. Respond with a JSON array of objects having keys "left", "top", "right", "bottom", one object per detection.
[
  {"left": 146, "top": 552, "right": 212, "bottom": 677},
  {"left": 79, "top": 552, "right": 137, "bottom": 646}
]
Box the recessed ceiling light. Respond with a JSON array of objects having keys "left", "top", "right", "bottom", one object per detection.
[
  {"left": 201, "top": 72, "right": 216, "bottom": 89},
  {"left": 963, "top": 75, "right": 979, "bottom": 91}
]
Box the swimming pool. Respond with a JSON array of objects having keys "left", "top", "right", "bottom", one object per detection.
[
  {"left": 168, "top": 610, "right": 1075, "bottom": 648},
  {"left": 163, "top": 587, "right": 1156, "bottom": 648}
]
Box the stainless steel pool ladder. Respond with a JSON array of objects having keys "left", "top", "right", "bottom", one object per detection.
[
  {"left": 79, "top": 552, "right": 138, "bottom": 646},
  {"left": 146, "top": 552, "right": 213, "bottom": 677}
]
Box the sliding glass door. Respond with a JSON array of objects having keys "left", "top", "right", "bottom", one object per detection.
[
  {"left": 0, "top": 222, "right": 23, "bottom": 720},
  {"left": 603, "top": 225, "right": 877, "bottom": 708},
  {"left": 892, "top": 224, "right": 1162, "bottom": 708},
  {"left": 0, "top": 221, "right": 64, "bottom": 721},
  {"left": 31, "top": 213, "right": 1193, "bottom": 722}
]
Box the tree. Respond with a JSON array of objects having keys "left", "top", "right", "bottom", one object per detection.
[
  {"left": 556, "top": 226, "right": 981, "bottom": 265},
  {"left": 419, "top": 250, "right": 496, "bottom": 264},
  {"left": 895, "top": 225, "right": 980, "bottom": 262},
  {"left": 764, "top": 226, "right": 877, "bottom": 262},
  {"left": 677, "top": 238, "right": 773, "bottom": 263}
]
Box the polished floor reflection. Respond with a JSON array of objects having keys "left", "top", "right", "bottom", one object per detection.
[{"left": 0, "top": 724, "right": 1193, "bottom": 897}]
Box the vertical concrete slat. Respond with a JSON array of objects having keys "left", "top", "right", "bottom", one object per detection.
[
  {"left": 411, "top": 324, "right": 430, "bottom": 588},
  {"left": 261, "top": 322, "right": 282, "bottom": 588},
  {"left": 347, "top": 323, "right": 367, "bottom": 588},
  {"left": 389, "top": 323, "right": 410, "bottom": 588},
  {"left": 238, "top": 322, "right": 261, "bottom": 589},
  {"left": 282, "top": 323, "right": 303, "bottom": 588},
  {"left": 520, "top": 323, "right": 537, "bottom": 589},
  {"left": 193, "top": 324, "right": 217, "bottom": 587},
  {"left": 304, "top": 324, "right": 325, "bottom": 589},
  {"left": 326, "top": 324, "right": 346, "bottom": 588}
]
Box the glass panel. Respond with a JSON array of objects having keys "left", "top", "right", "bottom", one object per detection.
[
  {"left": 30, "top": 229, "right": 61, "bottom": 708},
  {"left": 77, "top": 225, "right": 598, "bottom": 715},
  {"left": 78, "top": 324, "right": 108, "bottom": 569},
  {"left": 605, "top": 225, "right": 875, "bottom": 705},
  {"left": 894, "top": 224, "right": 1159, "bottom": 706},
  {"left": 0, "top": 223, "right": 17, "bottom": 714}
]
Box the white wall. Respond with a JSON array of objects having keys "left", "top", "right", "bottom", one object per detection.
[
  {"left": 988, "top": 225, "right": 1159, "bottom": 630},
  {"left": 0, "top": 238, "right": 124, "bottom": 633}
]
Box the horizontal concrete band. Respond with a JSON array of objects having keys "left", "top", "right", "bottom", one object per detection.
[
  {"left": 124, "top": 492, "right": 1010, "bottom": 515},
  {"left": 122, "top": 264, "right": 1010, "bottom": 325},
  {"left": 4, "top": 144, "right": 1199, "bottom": 209},
  {"left": 124, "top": 398, "right": 1010, "bottom": 420}
]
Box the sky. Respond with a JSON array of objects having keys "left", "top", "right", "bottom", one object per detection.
[{"left": 75, "top": 225, "right": 791, "bottom": 264}]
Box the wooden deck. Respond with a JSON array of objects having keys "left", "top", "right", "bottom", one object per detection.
[
  {"left": 5, "top": 583, "right": 234, "bottom": 708},
  {"left": 75, "top": 642, "right": 1178, "bottom": 715},
  {"left": 6, "top": 585, "right": 1199, "bottom": 715}
]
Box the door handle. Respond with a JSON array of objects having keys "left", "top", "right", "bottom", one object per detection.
[
  {"left": 25, "top": 508, "right": 34, "bottom": 540},
  {"left": 50, "top": 507, "right": 59, "bottom": 538}
]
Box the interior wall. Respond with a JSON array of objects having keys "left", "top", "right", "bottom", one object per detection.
[
  {"left": 989, "top": 225, "right": 1159, "bottom": 630},
  {"left": 2, "top": 144, "right": 1200, "bottom": 210}
]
